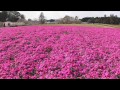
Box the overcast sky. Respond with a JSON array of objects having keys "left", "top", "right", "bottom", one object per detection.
[{"left": 18, "top": 11, "right": 120, "bottom": 20}]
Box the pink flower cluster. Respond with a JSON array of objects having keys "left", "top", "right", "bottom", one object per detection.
[{"left": 0, "top": 26, "right": 120, "bottom": 79}]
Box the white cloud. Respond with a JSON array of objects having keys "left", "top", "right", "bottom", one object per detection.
[{"left": 18, "top": 11, "right": 120, "bottom": 20}]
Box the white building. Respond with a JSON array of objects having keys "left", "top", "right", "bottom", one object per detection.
[
  {"left": 3, "top": 21, "right": 25, "bottom": 27},
  {"left": 3, "top": 21, "right": 14, "bottom": 27}
]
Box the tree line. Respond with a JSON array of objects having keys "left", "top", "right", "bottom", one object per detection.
[
  {"left": 39, "top": 13, "right": 120, "bottom": 25},
  {"left": 81, "top": 14, "right": 120, "bottom": 25},
  {"left": 38, "top": 12, "right": 81, "bottom": 24},
  {"left": 2, "top": 11, "right": 120, "bottom": 25}
]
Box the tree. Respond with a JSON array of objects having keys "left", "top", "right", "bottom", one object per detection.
[
  {"left": 39, "top": 12, "right": 45, "bottom": 24},
  {"left": 87, "top": 19, "right": 92, "bottom": 23},
  {"left": 28, "top": 19, "right": 32, "bottom": 21},
  {"left": 94, "top": 17, "right": 99, "bottom": 23},
  {"left": 62, "top": 15, "right": 74, "bottom": 24},
  {"left": 81, "top": 14, "right": 120, "bottom": 25},
  {"left": 0, "top": 11, "right": 25, "bottom": 22},
  {"left": 104, "top": 14, "right": 107, "bottom": 17},
  {"left": 63, "top": 15, "right": 70, "bottom": 24},
  {"left": 17, "top": 14, "right": 26, "bottom": 22},
  {"left": 75, "top": 16, "right": 81, "bottom": 24},
  {"left": 87, "top": 17, "right": 95, "bottom": 24},
  {"left": 81, "top": 17, "right": 91, "bottom": 22},
  {"left": 0, "top": 11, "right": 8, "bottom": 22},
  {"left": 20, "top": 14, "right": 25, "bottom": 20},
  {"left": 75, "top": 16, "right": 78, "bottom": 21},
  {"left": 7, "top": 11, "right": 21, "bottom": 22}
]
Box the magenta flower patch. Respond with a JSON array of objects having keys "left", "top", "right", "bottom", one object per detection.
[{"left": 0, "top": 26, "right": 120, "bottom": 79}]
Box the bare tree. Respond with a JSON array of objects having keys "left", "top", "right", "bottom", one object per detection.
[
  {"left": 57, "top": 15, "right": 81, "bottom": 24},
  {"left": 75, "top": 16, "right": 78, "bottom": 21},
  {"left": 39, "top": 12, "right": 45, "bottom": 24},
  {"left": 75, "top": 16, "right": 81, "bottom": 24},
  {"left": 62, "top": 15, "right": 74, "bottom": 24}
]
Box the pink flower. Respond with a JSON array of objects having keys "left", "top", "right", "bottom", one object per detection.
[{"left": 0, "top": 26, "right": 120, "bottom": 79}]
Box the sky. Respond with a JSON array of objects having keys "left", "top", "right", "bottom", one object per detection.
[{"left": 18, "top": 11, "right": 120, "bottom": 20}]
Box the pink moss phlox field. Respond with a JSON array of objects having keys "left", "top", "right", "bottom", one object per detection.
[{"left": 0, "top": 26, "right": 120, "bottom": 79}]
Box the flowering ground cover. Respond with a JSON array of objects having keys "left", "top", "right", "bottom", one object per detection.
[{"left": 0, "top": 26, "right": 120, "bottom": 79}]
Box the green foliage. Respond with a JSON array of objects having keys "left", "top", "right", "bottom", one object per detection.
[
  {"left": 0, "top": 11, "right": 25, "bottom": 22},
  {"left": 81, "top": 14, "right": 120, "bottom": 25}
]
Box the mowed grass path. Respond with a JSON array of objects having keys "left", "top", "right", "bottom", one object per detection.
[{"left": 35, "top": 24, "right": 120, "bottom": 28}]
